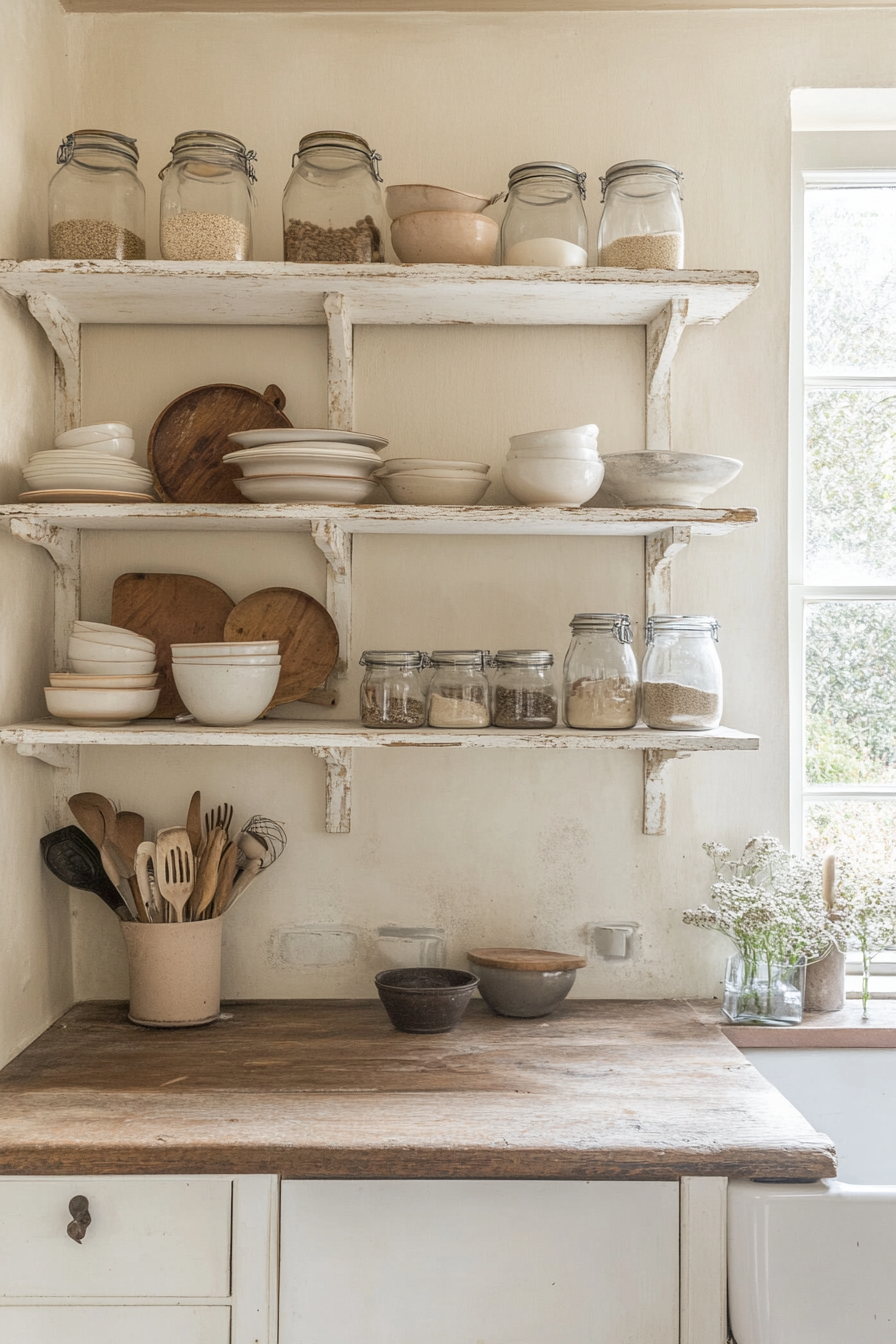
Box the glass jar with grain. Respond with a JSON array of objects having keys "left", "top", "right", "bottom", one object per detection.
[
  {"left": 641, "top": 615, "right": 722, "bottom": 730},
  {"left": 360, "top": 651, "right": 429, "bottom": 728},
  {"left": 597, "top": 161, "right": 684, "bottom": 270},
  {"left": 500, "top": 162, "right": 588, "bottom": 267},
  {"left": 563, "top": 613, "right": 639, "bottom": 730},
  {"left": 427, "top": 651, "right": 491, "bottom": 729},
  {"left": 491, "top": 650, "right": 558, "bottom": 729},
  {"left": 49, "top": 129, "right": 146, "bottom": 260},
  {"left": 159, "top": 131, "right": 256, "bottom": 261},
  {"left": 283, "top": 131, "right": 385, "bottom": 263}
]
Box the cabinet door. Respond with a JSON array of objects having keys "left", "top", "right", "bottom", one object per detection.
[
  {"left": 0, "top": 1306, "right": 230, "bottom": 1343},
  {"left": 280, "top": 1179, "right": 679, "bottom": 1344}
]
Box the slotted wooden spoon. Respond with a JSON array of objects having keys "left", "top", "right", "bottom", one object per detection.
[{"left": 155, "top": 828, "right": 195, "bottom": 923}]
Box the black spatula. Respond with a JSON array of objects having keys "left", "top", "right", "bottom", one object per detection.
[{"left": 40, "top": 826, "right": 134, "bottom": 921}]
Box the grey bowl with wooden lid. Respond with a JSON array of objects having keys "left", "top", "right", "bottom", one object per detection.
[{"left": 467, "top": 947, "right": 587, "bottom": 1018}]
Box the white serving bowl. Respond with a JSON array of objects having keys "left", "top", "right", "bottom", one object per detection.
[
  {"left": 24, "top": 468, "right": 153, "bottom": 490},
  {"left": 49, "top": 672, "right": 159, "bottom": 689},
  {"left": 391, "top": 210, "right": 499, "bottom": 265},
  {"left": 71, "top": 624, "right": 155, "bottom": 653},
  {"left": 234, "top": 474, "right": 376, "bottom": 504},
  {"left": 503, "top": 455, "right": 605, "bottom": 506},
  {"left": 224, "top": 451, "right": 380, "bottom": 480},
  {"left": 172, "top": 661, "right": 281, "bottom": 727},
  {"left": 509, "top": 425, "right": 599, "bottom": 454},
  {"left": 44, "top": 685, "right": 160, "bottom": 726},
  {"left": 227, "top": 428, "right": 388, "bottom": 450},
  {"left": 376, "top": 458, "right": 490, "bottom": 476},
  {"left": 31, "top": 447, "right": 140, "bottom": 466},
  {"left": 378, "top": 472, "right": 490, "bottom": 505},
  {"left": 171, "top": 641, "right": 279, "bottom": 657},
  {"left": 69, "top": 657, "right": 157, "bottom": 675},
  {"left": 507, "top": 443, "right": 601, "bottom": 463},
  {"left": 68, "top": 635, "right": 157, "bottom": 662},
  {"left": 50, "top": 437, "right": 136, "bottom": 459},
  {"left": 73, "top": 620, "right": 154, "bottom": 641},
  {"left": 386, "top": 183, "right": 494, "bottom": 220},
  {"left": 54, "top": 423, "right": 133, "bottom": 448},
  {"left": 598, "top": 452, "right": 744, "bottom": 507},
  {"left": 172, "top": 655, "right": 281, "bottom": 667}
]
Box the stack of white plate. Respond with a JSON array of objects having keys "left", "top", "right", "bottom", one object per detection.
[
  {"left": 21, "top": 423, "right": 155, "bottom": 504},
  {"left": 44, "top": 621, "right": 160, "bottom": 724},
  {"left": 171, "top": 641, "right": 281, "bottom": 726},
  {"left": 223, "top": 429, "right": 388, "bottom": 504},
  {"left": 374, "top": 457, "right": 491, "bottom": 505}
]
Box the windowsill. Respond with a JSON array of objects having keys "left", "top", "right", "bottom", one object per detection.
[{"left": 689, "top": 998, "right": 896, "bottom": 1047}]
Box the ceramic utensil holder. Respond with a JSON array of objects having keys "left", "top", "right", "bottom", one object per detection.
[
  {"left": 120, "top": 919, "right": 222, "bottom": 1027},
  {"left": 804, "top": 945, "right": 847, "bottom": 1012}
]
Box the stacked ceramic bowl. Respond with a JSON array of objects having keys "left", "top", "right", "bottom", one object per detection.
[
  {"left": 387, "top": 184, "right": 499, "bottom": 265},
  {"left": 171, "top": 641, "right": 281, "bottom": 726},
  {"left": 45, "top": 622, "right": 160, "bottom": 725},
  {"left": 21, "top": 423, "right": 155, "bottom": 504},
  {"left": 374, "top": 457, "right": 491, "bottom": 505},
  {"left": 223, "top": 429, "right": 387, "bottom": 504},
  {"left": 502, "top": 424, "right": 605, "bottom": 507}
]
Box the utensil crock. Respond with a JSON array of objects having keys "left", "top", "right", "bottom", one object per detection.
[{"left": 120, "top": 919, "right": 222, "bottom": 1027}]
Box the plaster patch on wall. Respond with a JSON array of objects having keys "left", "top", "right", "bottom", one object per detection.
[{"left": 271, "top": 924, "right": 361, "bottom": 970}]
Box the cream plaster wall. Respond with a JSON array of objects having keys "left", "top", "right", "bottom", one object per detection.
[{"left": 6, "top": 6, "right": 895, "bottom": 1007}]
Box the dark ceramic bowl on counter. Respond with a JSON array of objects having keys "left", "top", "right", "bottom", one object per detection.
[{"left": 374, "top": 967, "right": 479, "bottom": 1033}]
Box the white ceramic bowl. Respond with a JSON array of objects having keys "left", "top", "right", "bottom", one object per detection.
[
  {"left": 44, "top": 685, "right": 160, "bottom": 725},
  {"left": 49, "top": 672, "right": 159, "bottom": 689},
  {"left": 227, "top": 428, "right": 388, "bottom": 450},
  {"left": 598, "top": 452, "right": 744, "bottom": 507},
  {"left": 172, "top": 661, "right": 281, "bottom": 726},
  {"left": 50, "top": 437, "right": 136, "bottom": 459},
  {"left": 374, "top": 467, "right": 486, "bottom": 481},
  {"left": 73, "top": 620, "right": 154, "bottom": 641},
  {"left": 31, "top": 447, "right": 140, "bottom": 466},
  {"left": 386, "top": 183, "right": 494, "bottom": 220},
  {"left": 71, "top": 624, "right": 155, "bottom": 652},
  {"left": 234, "top": 475, "right": 376, "bottom": 504},
  {"left": 171, "top": 640, "right": 279, "bottom": 657},
  {"left": 507, "top": 443, "right": 601, "bottom": 463},
  {"left": 69, "top": 657, "right": 157, "bottom": 675},
  {"left": 509, "top": 426, "right": 599, "bottom": 454},
  {"left": 68, "top": 635, "right": 157, "bottom": 662},
  {"left": 172, "top": 655, "right": 281, "bottom": 667},
  {"left": 391, "top": 210, "right": 499, "bottom": 265},
  {"left": 54, "top": 423, "right": 133, "bottom": 448},
  {"left": 376, "top": 458, "right": 490, "bottom": 476},
  {"left": 502, "top": 455, "right": 605, "bottom": 506},
  {"left": 224, "top": 451, "right": 380, "bottom": 480},
  {"left": 24, "top": 468, "right": 153, "bottom": 490},
  {"left": 378, "top": 472, "right": 490, "bottom": 505}
]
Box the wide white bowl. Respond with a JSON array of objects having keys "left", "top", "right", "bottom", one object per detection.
[
  {"left": 227, "top": 428, "right": 388, "bottom": 450},
  {"left": 24, "top": 467, "right": 153, "bottom": 490},
  {"left": 508, "top": 443, "right": 601, "bottom": 463},
  {"left": 171, "top": 640, "right": 279, "bottom": 657},
  {"left": 68, "top": 635, "right": 156, "bottom": 662},
  {"left": 73, "top": 620, "right": 154, "bottom": 641},
  {"left": 44, "top": 685, "right": 160, "bottom": 725},
  {"left": 54, "top": 423, "right": 133, "bottom": 448},
  {"left": 26, "top": 457, "right": 150, "bottom": 475},
  {"left": 224, "top": 451, "right": 380, "bottom": 480},
  {"left": 49, "top": 672, "right": 159, "bottom": 689},
  {"left": 69, "top": 657, "right": 157, "bottom": 675},
  {"left": 503, "top": 454, "right": 605, "bottom": 506},
  {"left": 234, "top": 474, "right": 376, "bottom": 504},
  {"left": 378, "top": 472, "right": 490, "bottom": 505},
  {"left": 376, "top": 458, "right": 490, "bottom": 476},
  {"left": 31, "top": 447, "right": 140, "bottom": 466},
  {"left": 599, "top": 452, "right": 744, "bottom": 507},
  {"left": 509, "top": 426, "right": 599, "bottom": 454},
  {"left": 49, "top": 437, "right": 136, "bottom": 459},
  {"left": 374, "top": 467, "right": 486, "bottom": 481},
  {"left": 172, "top": 660, "right": 281, "bottom": 726},
  {"left": 391, "top": 210, "right": 499, "bottom": 265},
  {"left": 386, "top": 183, "right": 494, "bottom": 220},
  {"left": 71, "top": 624, "right": 155, "bottom": 652},
  {"left": 172, "top": 655, "right": 281, "bottom": 667}
]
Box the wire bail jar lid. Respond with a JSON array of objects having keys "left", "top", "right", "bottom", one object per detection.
[
  {"left": 161, "top": 130, "right": 257, "bottom": 182},
  {"left": 294, "top": 130, "right": 383, "bottom": 181},
  {"left": 492, "top": 649, "right": 554, "bottom": 666},
  {"left": 646, "top": 615, "right": 719, "bottom": 643},
  {"left": 359, "top": 650, "right": 430, "bottom": 668},
  {"left": 570, "top": 613, "right": 634, "bottom": 643},
  {"left": 600, "top": 160, "right": 682, "bottom": 201},
  {"left": 57, "top": 129, "right": 139, "bottom": 167},
  {"left": 507, "top": 161, "right": 586, "bottom": 200},
  {"left": 430, "top": 650, "right": 490, "bottom": 668}
]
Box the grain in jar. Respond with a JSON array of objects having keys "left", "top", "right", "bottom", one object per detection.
[
  {"left": 283, "top": 132, "right": 385, "bottom": 263},
  {"left": 563, "top": 613, "right": 639, "bottom": 729},
  {"left": 641, "top": 615, "right": 722, "bottom": 730},
  {"left": 597, "top": 161, "right": 684, "bottom": 270},
  {"left": 159, "top": 131, "right": 256, "bottom": 261},
  {"left": 491, "top": 650, "right": 558, "bottom": 728},
  {"left": 360, "top": 651, "right": 429, "bottom": 728},
  {"left": 427, "top": 651, "right": 491, "bottom": 728},
  {"left": 49, "top": 130, "right": 146, "bottom": 260}
]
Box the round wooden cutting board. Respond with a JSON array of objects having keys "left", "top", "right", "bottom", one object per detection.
[
  {"left": 148, "top": 382, "right": 293, "bottom": 504},
  {"left": 223, "top": 587, "right": 339, "bottom": 707}
]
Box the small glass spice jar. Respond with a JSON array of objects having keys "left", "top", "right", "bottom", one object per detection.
[
  {"left": 283, "top": 131, "right": 385, "bottom": 263},
  {"left": 597, "top": 161, "right": 684, "bottom": 270},
  {"left": 641, "top": 616, "right": 722, "bottom": 730},
  {"left": 427, "top": 651, "right": 491, "bottom": 729},
  {"left": 359, "top": 651, "right": 429, "bottom": 728},
  {"left": 49, "top": 129, "right": 146, "bottom": 260},
  {"left": 491, "top": 650, "right": 558, "bottom": 728},
  {"left": 500, "top": 162, "right": 587, "bottom": 267},
  {"left": 159, "top": 131, "right": 256, "bottom": 261},
  {"left": 563, "top": 613, "right": 640, "bottom": 730}
]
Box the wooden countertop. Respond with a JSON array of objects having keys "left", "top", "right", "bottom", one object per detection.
[
  {"left": 0, "top": 1000, "right": 835, "bottom": 1180},
  {"left": 691, "top": 997, "right": 896, "bottom": 1048}
]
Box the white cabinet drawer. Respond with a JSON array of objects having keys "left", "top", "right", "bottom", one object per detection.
[
  {"left": 0, "top": 1178, "right": 232, "bottom": 1298},
  {"left": 0, "top": 1305, "right": 231, "bottom": 1343}
]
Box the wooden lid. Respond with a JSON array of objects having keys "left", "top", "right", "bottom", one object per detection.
[{"left": 467, "top": 947, "right": 587, "bottom": 972}]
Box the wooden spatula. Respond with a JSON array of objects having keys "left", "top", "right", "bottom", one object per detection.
[{"left": 155, "top": 828, "right": 195, "bottom": 923}]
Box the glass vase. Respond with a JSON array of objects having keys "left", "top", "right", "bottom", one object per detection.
[{"left": 722, "top": 953, "right": 805, "bottom": 1026}]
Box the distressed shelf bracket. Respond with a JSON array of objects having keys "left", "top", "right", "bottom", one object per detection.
[
  {"left": 24, "top": 289, "right": 82, "bottom": 435},
  {"left": 311, "top": 745, "right": 353, "bottom": 833},
  {"left": 643, "top": 748, "right": 690, "bottom": 836},
  {"left": 15, "top": 742, "right": 79, "bottom": 772},
  {"left": 8, "top": 519, "right": 81, "bottom": 670},
  {"left": 645, "top": 297, "right": 688, "bottom": 454},
  {"left": 645, "top": 524, "right": 691, "bottom": 618},
  {"left": 311, "top": 519, "right": 352, "bottom": 677},
  {"left": 16, "top": 742, "right": 80, "bottom": 828},
  {"left": 324, "top": 291, "right": 353, "bottom": 432}
]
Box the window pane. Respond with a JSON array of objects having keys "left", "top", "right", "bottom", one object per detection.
[
  {"left": 806, "top": 186, "right": 896, "bottom": 374},
  {"left": 805, "top": 601, "right": 896, "bottom": 784},
  {"left": 805, "top": 387, "right": 896, "bottom": 582},
  {"left": 805, "top": 798, "right": 896, "bottom": 867}
]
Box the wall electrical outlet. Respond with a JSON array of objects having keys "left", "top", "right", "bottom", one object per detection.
[{"left": 587, "top": 922, "right": 638, "bottom": 961}]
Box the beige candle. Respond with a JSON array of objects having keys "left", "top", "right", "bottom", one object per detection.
[{"left": 822, "top": 849, "right": 836, "bottom": 912}]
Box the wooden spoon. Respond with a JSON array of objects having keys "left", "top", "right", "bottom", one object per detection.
[
  {"left": 210, "top": 841, "right": 240, "bottom": 919},
  {"left": 192, "top": 826, "right": 228, "bottom": 919},
  {"left": 186, "top": 790, "right": 202, "bottom": 856},
  {"left": 223, "top": 857, "right": 263, "bottom": 915},
  {"left": 115, "top": 811, "right": 145, "bottom": 867},
  {"left": 155, "top": 828, "right": 195, "bottom": 923}
]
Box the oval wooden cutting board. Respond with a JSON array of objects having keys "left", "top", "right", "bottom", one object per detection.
[
  {"left": 111, "top": 572, "right": 235, "bottom": 718},
  {"left": 224, "top": 588, "right": 339, "bottom": 707},
  {"left": 148, "top": 382, "right": 292, "bottom": 504}
]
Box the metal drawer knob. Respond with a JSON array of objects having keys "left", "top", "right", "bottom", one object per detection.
[{"left": 67, "top": 1195, "right": 91, "bottom": 1243}]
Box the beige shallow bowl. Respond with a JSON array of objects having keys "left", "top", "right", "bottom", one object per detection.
[
  {"left": 379, "top": 472, "right": 490, "bottom": 505},
  {"left": 599, "top": 451, "right": 744, "bottom": 507},
  {"left": 391, "top": 211, "right": 499, "bottom": 265},
  {"left": 386, "top": 183, "right": 494, "bottom": 220},
  {"left": 68, "top": 635, "right": 156, "bottom": 662},
  {"left": 69, "top": 657, "right": 157, "bottom": 675},
  {"left": 235, "top": 474, "right": 376, "bottom": 504},
  {"left": 44, "top": 685, "right": 160, "bottom": 725},
  {"left": 49, "top": 672, "right": 159, "bottom": 689},
  {"left": 376, "top": 458, "right": 490, "bottom": 476}
]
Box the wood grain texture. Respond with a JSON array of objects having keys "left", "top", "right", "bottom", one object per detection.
[
  {"left": 148, "top": 383, "right": 292, "bottom": 503},
  {"left": 111, "top": 572, "right": 235, "bottom": 717},
  {"left": 224, "top": 587, "right": 339, "bottom": 706},
  {"left": 467, "top": 948, "right": 587, "bottom": 971},
  {"left": 691, "top": 997, "right": 896, "bottom": 1048},
  {"left": 0, "top": 1000, "right": 836, "bottom": 1180}
]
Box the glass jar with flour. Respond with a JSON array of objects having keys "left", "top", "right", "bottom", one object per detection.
[
  {"left": 426, "top": 651, "right": 491, "bottom": 729},
  {"left": 641, "top": 616, "right": 722, "bottom": 730},
  {"left": 500, "top": 162, "right": 587, "bottom": 267},
  {"left": 563, "top": 613, "right": 639, "bottom": 730}
]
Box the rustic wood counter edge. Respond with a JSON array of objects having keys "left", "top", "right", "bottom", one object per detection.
[{"left": 0, "top": 999, "right": 836, "bottom": 1181}]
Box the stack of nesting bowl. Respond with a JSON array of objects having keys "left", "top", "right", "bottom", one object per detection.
[
  {"left": 45, "top": 622, "right": 160, "bottom": 725},
  {"left": 171, "top": 641, "right": 281, "bottom": 726},
  {"left": 21, "top": 423, "right": 155, "bottom": 503},
  {"left": 223, "top": 429, "right": 387, "bottom": 504},
  {"left": 502, "top": 424, "right": 605, "bottom": 507},
  {"left": 374, "top": 457, "right": 491, "bottom": 505},
  {"left": 387, "top": 184, "right": 499, "bottom": 265}
]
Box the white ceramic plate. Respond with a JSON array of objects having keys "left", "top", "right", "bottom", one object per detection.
[
  {"left": 25, "top": 462, "right": 152, "bottom": 479},
  {"left": 18, "top": 490, "right": 156, "bottom": 505},
  {"left": 32, "top": 446, "right": 139, "bottom": 465},
  {"left": 227, "top": 429, "right": 388, "bottom": 450},
  {"left": 234, "top": 474, "right": 377, "bottom": 504},
  {"left": 49, "top": 672, "right": 159, "bottom": 689},
  {"left": 54, "top": 423, "right": 133, "bottom": 447},
  {"left": 24, "top": 472, "right": 154, "bottom": 491},
  {"left": 229, "top": 456, "right": 379, "bottom": 480},
  {"left": 44, "top": 685, "right": 160, "bottom": 725},
  {"left": 376, "top": 457, "right": 490, "bottom": 475},
  {"left": 69, "top": 657, "right": 157, "bottom": 675}
]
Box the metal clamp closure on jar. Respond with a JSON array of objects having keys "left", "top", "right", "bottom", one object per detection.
[
  {"left": 159, "top": 130, "right": 257, "bottom": 183},
  {"left": 430, "top": 650, "right": 489, "bottom": 668},
  {"left": 359, "top": 650, "right": 430, "bottom": 668},
  {"left": 600, "top": 160, "right": 683, "bottom": 202},
  {"left": 646, "top": 615, "right": 719, "bottom": 643},
  {"left": 294, "top": 131, "right": 383, "bottom": 182},
  {"left": 489, "top": 649, "right": 554, "bottom": 667},
  {"left": 506, "top": 161, "right": 586, "bottom": 200},
  {"left": 57, "top": 129, "right": 139, "bottom": 168},
  {"left": 569, "top": 613, "right": 633, "bottom": 644}
]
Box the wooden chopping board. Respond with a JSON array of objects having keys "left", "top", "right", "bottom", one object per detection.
[
  {"left": 224, "top": 587, "right": 339, "bottom": 707},
  {"left": 148, "top": 383, "right": 292, "bottom": 504},
  {"left": 111, "top": 573, "right": 235, "bottom": 718}
]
